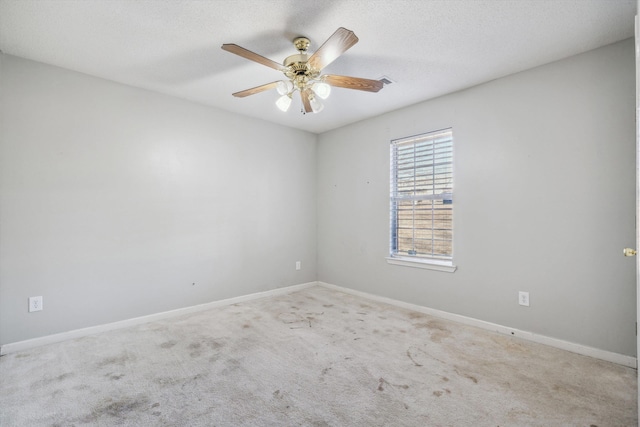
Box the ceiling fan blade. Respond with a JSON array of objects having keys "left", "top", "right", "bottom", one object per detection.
[
  {"left": 323, "top": 75, "right": 384, "bottom": 92},
  {"left": 307, "top": 27, "right": 359, "bottom": 71},
  {"left": 300, "top": 89, "right": 313, "bottom": 113},
  {"left": 232, "top": 81, "right": 280, "bottom": 98},
  {"left": 221, "top": 44, "right": 286, "bottom": 71}
]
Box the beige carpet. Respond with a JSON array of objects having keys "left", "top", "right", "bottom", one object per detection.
[{"left": 0, "top": 285, "right": 636, "bottom": 426}]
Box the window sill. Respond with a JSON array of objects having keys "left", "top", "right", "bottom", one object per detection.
[{"left": 385, "top": 256, "right": 457, "bottom": 273}]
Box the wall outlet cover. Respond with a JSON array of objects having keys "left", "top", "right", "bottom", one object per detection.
[
  {"left": 518, "top": 291, "right": 530, "bottom": 307},
  {"left": 29, "top": 296, "right": 43, "bottom": 312}
]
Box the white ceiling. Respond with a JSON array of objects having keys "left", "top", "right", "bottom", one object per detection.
[{"left": 0, "top": 0, "right": 636, "bottom": 134}]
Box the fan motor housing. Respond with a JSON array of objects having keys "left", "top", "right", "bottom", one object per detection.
[
  {"left": 283, "top": 53, "right": 308, "bottom": 72},
  {"left": 283, "top": 53, "right": 320, "bottom": 81}
]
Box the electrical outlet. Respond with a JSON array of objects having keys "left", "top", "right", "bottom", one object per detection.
[
  {"left": 518, "top": 291, "right": 530, "bottom": 307},
  {"left": 296, "top": 261, "right": 301, "bottom": 271},
  {"left": 28, "top": 296, "right": 43, "bottom": 312}
]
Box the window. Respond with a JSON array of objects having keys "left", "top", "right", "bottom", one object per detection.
[{"left": 388, "top": 128, "right": 455, "bottom": 272}]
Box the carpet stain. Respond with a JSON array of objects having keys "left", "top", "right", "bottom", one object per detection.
[
  {"left": 242, "top": 323, "right": 251, "bottom": 329},
  {"left": 424, "top": 320, "right": 449, "bottom": 331},
  {"left": 72, "top": 384, "right": 90, "bottom": 391},
  {"left": 105, "top": 373, "right": 125, "bottom": 380},
  {"left": 206, "top": 339, "right": 224, "bottom": 350},
  {"left": 377, "top": 377, "right": 410, "bottom": 392},
  {"left": 188, "top": 373, "right": 206, "bottom": 383},
  {"left": 433, "top": 388, "right": 452, "bottom": 397},
  {"left": 408, "top": 312, "right": 425, "bottom": 319},
  {"left": 160, "top": 340, "right": 177, "bottom": 349},
  {"left": 188, "top": 342, "right": 203, "bottom": 357},
  {"left": 153, "top": 377, "right": 181, "bottom": 386},
  {"left": 278, "top": 312, "right": 306, "bottom": 324},
  {"left": 414, "top": 320, "right": 452, "bottom": 343},
  {"left": 31, "top": 372, "right": 75, "bottom": 389},
  {"left": 97, "top": 353, "right": 133, "bottom": 368},
  {"left": 455, "top": 368, "right": 479, "bottom": 384},
  {"left": 323, "top": 304, "right": 333, "bottom": 308},
  {"left": 83, "top": 396, "right": 150, "bottom": 422},
  {"left": 406, "top": 349, "right": 423, "bottom": 367},
  {"left": 430, "top": 333, "right": 450, "bottom": 343},
  {"left": 492, "top": 335, "right": 528, "bottom": 353},
  {"left": 221, "top": 358, "right": 242, "bottom": 374}
]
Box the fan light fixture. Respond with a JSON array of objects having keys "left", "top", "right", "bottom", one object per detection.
[
  {"left": 276, "top": 94, "right": 292, "bottom": 112},
  {"left": 274, "top": 80, "right": 330, "bottom": 113},
  {"left": 312, "top": 82, "right": 331, "bottom": 99},
  {"left": 309, "top": 94, "right": 324, "bottom": 113},
  {"left": 276, "top": 80, "right": 293, "bottom": 96},
  {"left": 222, "top": 28, "right": 385, "bottom": 115}
]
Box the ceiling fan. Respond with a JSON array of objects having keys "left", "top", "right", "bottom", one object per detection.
[{"left": 221, "top": 27, "right": 384, "bottom": 114}]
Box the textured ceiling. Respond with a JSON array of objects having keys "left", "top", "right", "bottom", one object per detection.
[{"left": 0, "top": 0, "right": 636, "bottom": 134}]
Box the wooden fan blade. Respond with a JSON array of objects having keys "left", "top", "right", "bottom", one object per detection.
[
  {"left": 300, "top": 89, "right": 313, "bottom": 113},
  {"left": 232, "top": 81, "right": 280, "bottom": 98},
  {"left": 323, "top": 75, "right": 384, "bottom": 92},
  {"left": 221, "top": 44, "right": 286, "bottom": 71},
  {"left": 307, "top": 27, "right": 359, "bottom": 71}
]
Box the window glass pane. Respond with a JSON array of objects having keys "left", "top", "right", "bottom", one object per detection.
[{"left": 390, "top": 129, "right": 453, "bottom": 260}]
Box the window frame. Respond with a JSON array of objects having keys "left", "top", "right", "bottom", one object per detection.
[{"left": 387, "top": 128, "right": 456, "bottom": 273}]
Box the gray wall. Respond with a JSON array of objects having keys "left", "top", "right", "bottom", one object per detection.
[
  {"left": 0, "top": 55, "right": 317, "bottom": 346},
  {"left": 317, "top": 39, "right": 636, "bottom": 356}
]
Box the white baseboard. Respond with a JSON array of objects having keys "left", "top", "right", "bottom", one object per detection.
[
  {"left": 318, "top": 282, "right": 637, "bottom": 369},
  {"left": 3, "top": 280, "right": 636, "bottom": 369},
  {"left": 0, "top": 282, "right": 317, "bottom": 356}
]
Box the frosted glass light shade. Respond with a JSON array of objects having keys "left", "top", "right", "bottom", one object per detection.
[
  {"left": 312, "top": 82, "right": 331, "bottom": 99},
  {"left": 276, "top": 95, "right": 292, "bottom": 112},
  {"left": 309, "top": 95, "right": 324, "bottom": 113},
  {"left": 276, "top": 80, "right": 294, "bottom": 95}
]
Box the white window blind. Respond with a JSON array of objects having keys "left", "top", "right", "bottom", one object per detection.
[{"left": 390, "top": 128, "right": 453, "bottom": 261}]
